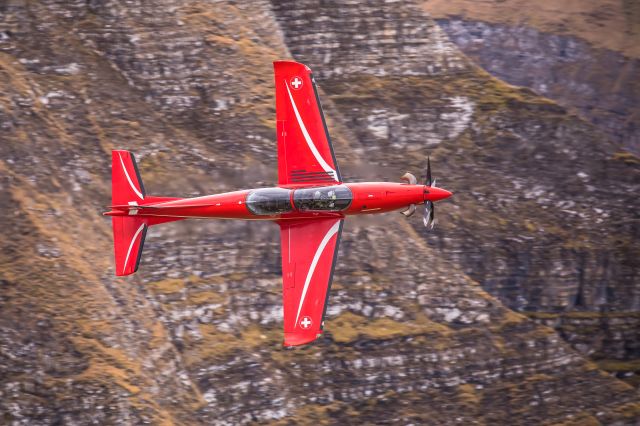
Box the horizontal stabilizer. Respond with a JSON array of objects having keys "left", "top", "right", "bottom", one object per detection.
[
  {"left": 108, "top": 151, "right": 183, "bottom": 276},
  {"left": 108, "top": 204, "right": 162, "bottom": 210},
  {"left": 112, "top": 216, "right": 147, "bottom": 276}
]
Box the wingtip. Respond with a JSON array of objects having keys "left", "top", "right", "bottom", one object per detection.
[
  {"left": 273, "top": 60, "right": 311, "bottom": 72},
  {"left": 283, "top": 331, "right": 323, "bottom": 347}
]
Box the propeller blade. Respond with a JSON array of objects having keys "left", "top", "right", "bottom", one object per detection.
[
  {"left": 425, "top": 157, "right": 432, "bottom": 186},
  {"left": 429, "top": 203, "right": 435, "bottom": 229},
  {"left": 423, "top": 201, "right": 436, "bottom": 229},
  {"left": 423, "top": 200, "right": 432, "bottom": 227}
]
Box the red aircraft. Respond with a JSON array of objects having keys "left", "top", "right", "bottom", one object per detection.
[{"left": 105, "top": 61, "right": 452, "bottom": 346}]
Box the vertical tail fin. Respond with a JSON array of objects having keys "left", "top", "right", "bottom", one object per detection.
[
  {"left": 112, "top": 150, "right": 146, "bottom": 205},
  {"left": 108, "top": 150, "right": 183, "bottom": 276},
  {"left": 111, "top": 150, "right": 147, "bottom": 276}
]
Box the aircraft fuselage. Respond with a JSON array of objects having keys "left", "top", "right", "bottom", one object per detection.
[
  {"left": 105, "top": 182, "right": 452, "bottom": 221},
  {"left": 105, "top": 59, "right": 454, "bottom": 346}
]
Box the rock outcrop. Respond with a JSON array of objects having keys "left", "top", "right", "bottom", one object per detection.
[
  {"left": 435, "top": 19, "right": 640, "bottom": 154},
  {"left": 0, "top": 0, "right": 638, "bottom": 424},
  {"left": 422, "top": 0, "right": 640, "bottom": 153},
  {"left": 420, "top": 0, "right": 640, "bottom": 380}
]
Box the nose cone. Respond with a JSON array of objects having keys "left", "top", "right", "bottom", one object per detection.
[{"left": 425, "top": 186, "right": 452, "bottom": 202}]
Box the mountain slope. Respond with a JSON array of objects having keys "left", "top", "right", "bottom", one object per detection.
[
  {"left": 423, "top": 0, "right": 640, "bottom": 153},
  {"left": 278, "top": 0, "right": 640, "bottom": 384},
  {"left": 0, "top": 0, "right": 638, "bottom": 424}
]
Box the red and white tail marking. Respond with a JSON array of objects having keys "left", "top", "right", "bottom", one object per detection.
[
  {"left": 112, "top": 150, "right": 145, "bottom": 205},
  {"left": 110, "top": 150, "right": 148, "bottom": 276},
  {"left": 112, "top": 216, "right": 148, "bottom": 276}
]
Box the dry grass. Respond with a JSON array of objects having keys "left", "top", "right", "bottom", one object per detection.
[{"left": 328, "top": 312, "right": 452, "bottom": 343}]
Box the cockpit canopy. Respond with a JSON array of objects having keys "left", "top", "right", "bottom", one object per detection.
[
  {"left": 245, "top": 185, "right": 353, "bottom": 216},
  {"left": 246, "top": 188, "right": 292, "bottom": 216},
  {"left": 293, "top": 185, "right": 352, "bottom": 211}
]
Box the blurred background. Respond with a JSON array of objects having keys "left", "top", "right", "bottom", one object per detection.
[{"left": 0, "top": 0, "right": 638, "bottom": 424}]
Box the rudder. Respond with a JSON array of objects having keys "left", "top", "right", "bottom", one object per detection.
[
  {"left": 112, "top": 150, "right": 146, "bottom": 205},
  {"left": 108, "top": 150, "right": 185, "bottom": 276}
]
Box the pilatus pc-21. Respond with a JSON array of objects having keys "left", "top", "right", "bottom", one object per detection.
[{"left": 105, "top": 61, "right": 452, "bottom": 346}]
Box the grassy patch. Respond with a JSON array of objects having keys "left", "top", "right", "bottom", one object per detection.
[
  {"left": 148, "top": 278, "right": 187, "bottom": 294},
  {"left": 596, "top": 358, "right": 640, "bottom": 372},
  {"left": 523, "top": 312, "right": 560, "bottom": 320},
  {"left": 612, "top": 151, "right": 640, "bottom": 165},
  {"left": 457, "top": 383, "right": 480, "bottom": 406},
  {"left": 612, "top": 401, "right": 640, "bottom": 419},
  {"left": 498, "top": 309, "right": 527, "bottom": 327},
  {"left": 187, "top": 290, "right": 224, "bottom": 305},
  {"left": 328, "top": 312, "right": 451, "bottom": 343},
  {"left": 183, "top": 323, "right": 279, "bottom": 364},
  {"left": 545, "top": 412, "right": 600, "bottom": 426},
  {"left": 70, "top": 336, "right": 143, "bottom": 395}
]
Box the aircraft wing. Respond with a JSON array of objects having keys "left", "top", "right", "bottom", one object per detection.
[
  {"left": 279, "top": 218, "right": 344, "bottom": 346},
  {"left": 274, "top": 61, "right": 341, "bottom": 186}
]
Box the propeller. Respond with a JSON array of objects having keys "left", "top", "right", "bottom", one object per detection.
[
  {"left": 422, "top": 157, "right": 435, "bottom": 230},
  {"left": 399, "top": 156, "right": 439, "bottom": 230}
]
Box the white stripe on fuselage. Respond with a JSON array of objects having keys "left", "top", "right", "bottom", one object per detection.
[
  {"left": 285, "top": 80, "right": 339, "bottom": 182},
  {"left": 118, "top": 152, "right": 144, "bottom": 200},
  {"left": 294, "top": 220, "right": 341, "bottom": 327}
]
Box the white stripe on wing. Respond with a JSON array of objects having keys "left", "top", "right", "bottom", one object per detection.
[
  {"left": 285, "top": 81, "right": 339, "bottom": 182},
  {"left": 294, "top": 220, "right": 341, "bottom": 327}
]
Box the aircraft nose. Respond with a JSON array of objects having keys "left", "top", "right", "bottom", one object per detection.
[{"left": 426, "top": 186, "right": 452, "bottom": 202}]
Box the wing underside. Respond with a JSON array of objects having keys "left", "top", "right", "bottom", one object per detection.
[
  {"left": 274, "top": 61, "right": 341, "bottom": 186},
  {"left": 279, "top": 218, "right": 343, "bottom": 346}
]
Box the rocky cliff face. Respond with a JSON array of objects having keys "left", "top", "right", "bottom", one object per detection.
[
  {"left": 421, "top": 0, "right": 640, "bottom": 381},
  {"left": 0, "top": 0, "right": 639, "bottom": 425},
  {"left": 435, "top": 19, "right": 640, "bottom": 155},
  {"left": 422, "top": 0, "right": 640, "bottom": 154}
]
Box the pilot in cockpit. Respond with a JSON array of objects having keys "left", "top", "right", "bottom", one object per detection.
[{"left": 327, "top": 190, "right": 336, "bottom": 208}]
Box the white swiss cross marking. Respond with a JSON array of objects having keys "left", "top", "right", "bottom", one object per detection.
[
  {"left": 300, "top": 316, "right": 312, "bottom": 329},
  {"left": 291, "top": 76, "right": 303, "bottom": 89}
]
